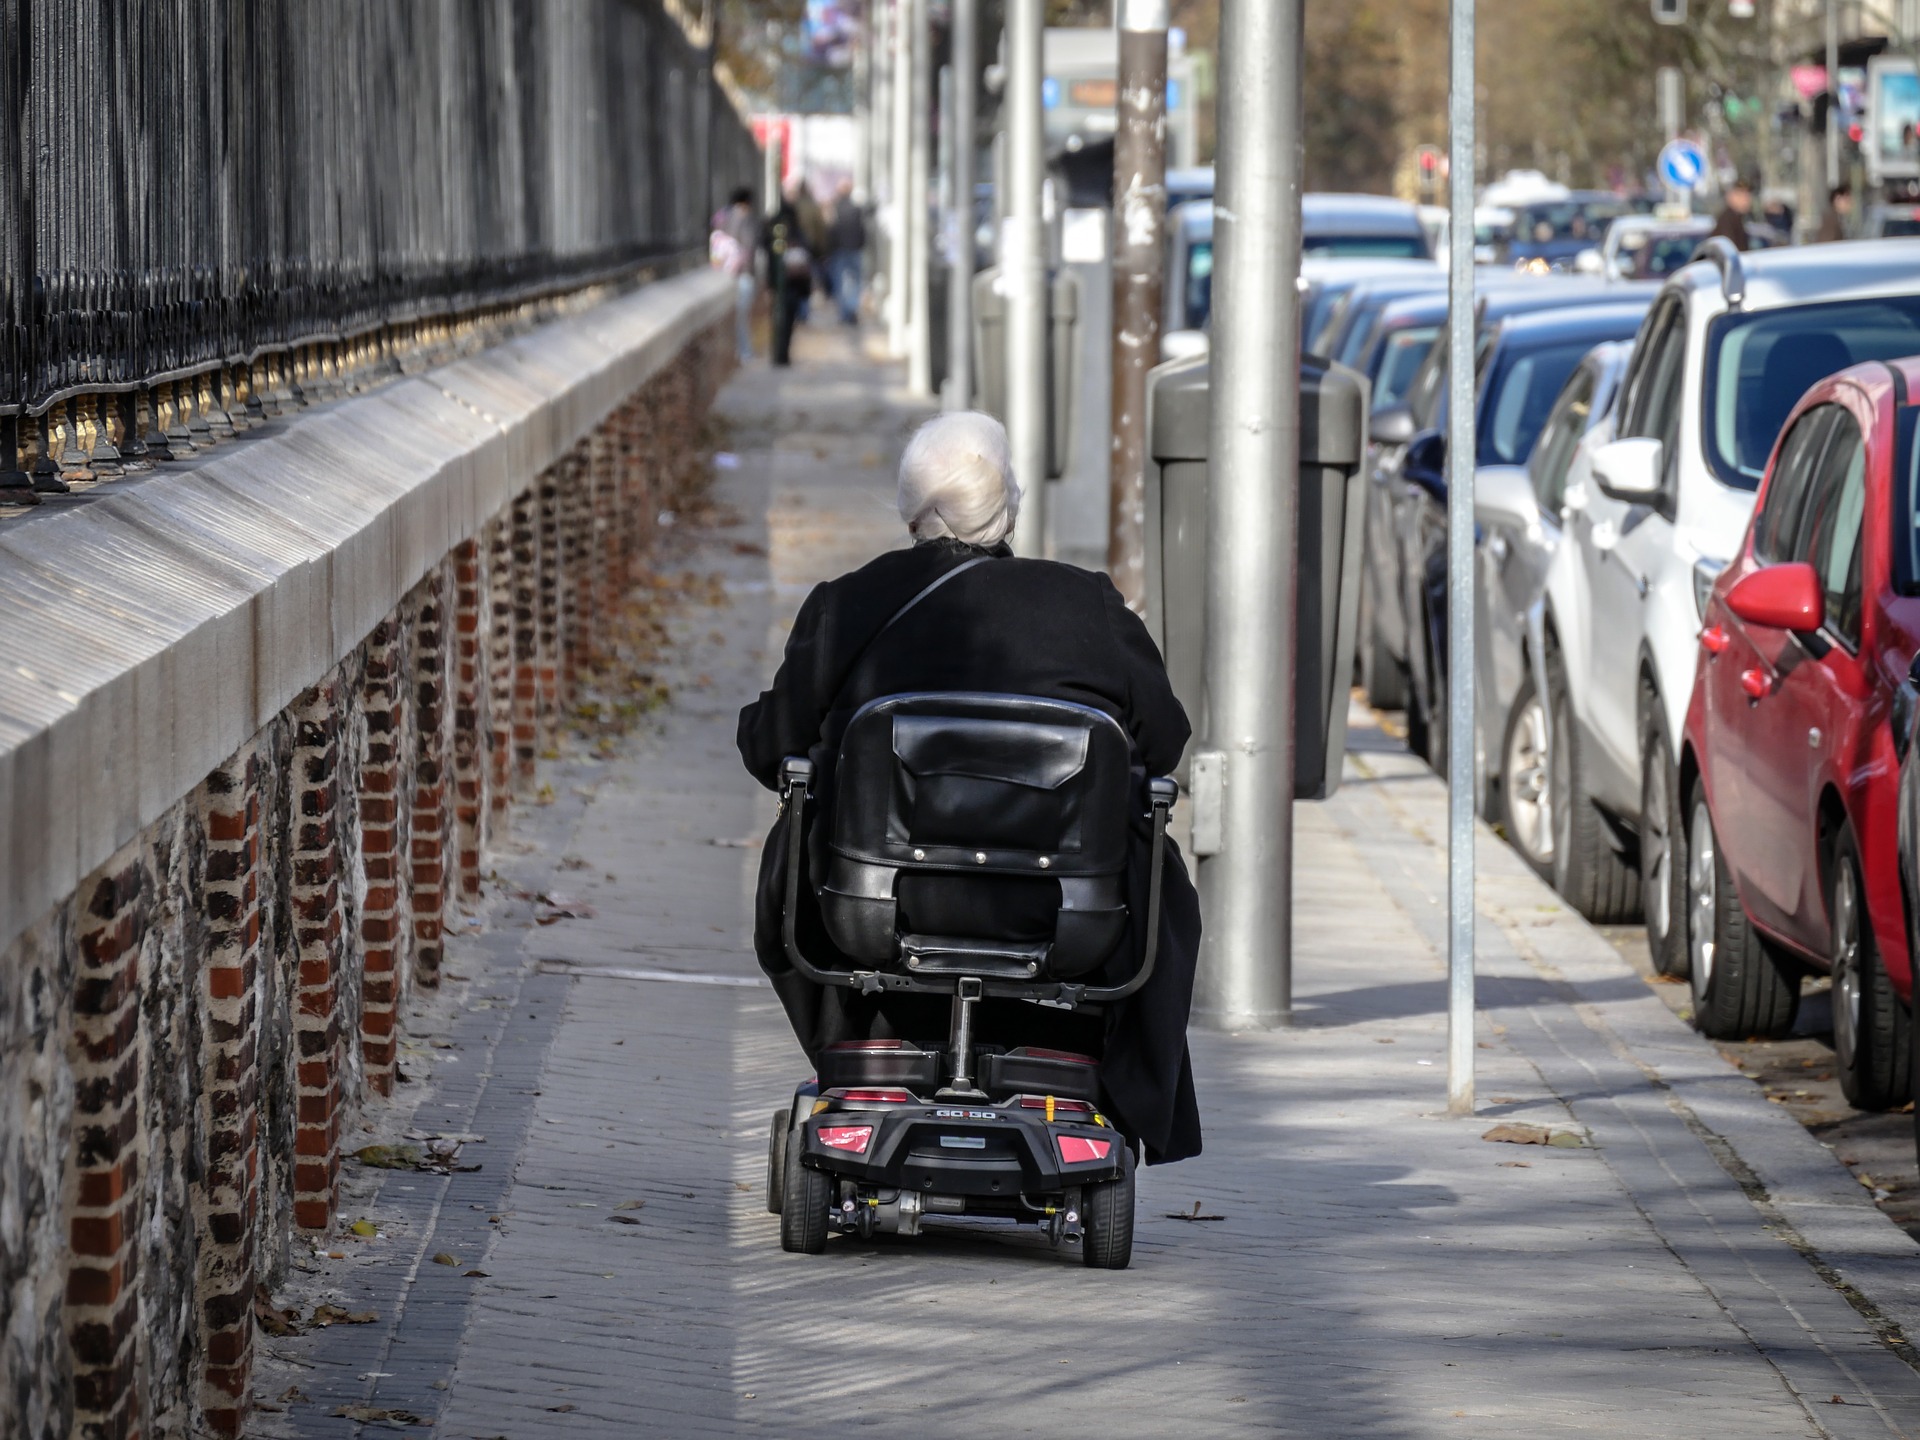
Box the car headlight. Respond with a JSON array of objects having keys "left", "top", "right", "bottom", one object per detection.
[{"left": 1692, "top": 557, "right": 1726, "bottom": 620}]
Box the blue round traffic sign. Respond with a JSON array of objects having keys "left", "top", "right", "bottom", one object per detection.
[{"left": 1657, "top": 138, "right": 1707, "bottom": 191}]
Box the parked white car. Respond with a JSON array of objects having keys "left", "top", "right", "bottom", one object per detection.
[{"left": 1547, "top": 241, "right": 1920, "bottom": 975}]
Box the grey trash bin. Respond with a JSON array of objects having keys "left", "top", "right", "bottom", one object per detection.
[
  {"left": 1141, "top": 354, "right": 1368, "bottom": 801},
  {"left": 970, "top": 266, "right": 1079, "bottom": 479}
]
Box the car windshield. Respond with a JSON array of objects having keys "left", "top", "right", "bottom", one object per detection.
[
  {"left": 1881, "top": 215, "right": 1920, "bottom": 238},
  {"left": 1479, "top": 341, "right": 1598, "bottom": 465},
  {"left": 1629, "top": 234, "right": 1703, "bottom": 278},
  {"left": 1372, "top": 326, "right": 1439, "bottom": 411},
  {"left": 1513, "top": 200, "right": 1627, "bottom": 247},
  {"left": 1704, "top": 295, "right": 1920, "bottom": 490},
  {"left": 1301, "top": 234, "right": 1428, "bottom": 259}
]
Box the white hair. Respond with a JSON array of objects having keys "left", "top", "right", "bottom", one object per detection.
[{"left": 895, "top": 411, "right": 1022, "bottom": 547}]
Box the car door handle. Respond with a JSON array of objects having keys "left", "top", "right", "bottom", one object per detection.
[{"left": 1741, "top": 668, "right": 1772, "bottom": 700}]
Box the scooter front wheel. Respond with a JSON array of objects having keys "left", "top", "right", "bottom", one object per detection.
[{"left": 779, "top": 1128, "right": 833, "bottom": 1254}]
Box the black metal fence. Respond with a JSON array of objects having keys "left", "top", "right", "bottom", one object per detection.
[{"left": 0, "top": 0, "right": 759, "bottom": 432}]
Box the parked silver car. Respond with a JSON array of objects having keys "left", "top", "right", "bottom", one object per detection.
[{"left": 1471, "top": 342, "right": 1632, "bottom": 877}]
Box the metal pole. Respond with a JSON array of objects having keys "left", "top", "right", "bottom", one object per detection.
[
  {"left": 889, "top": 1, "right": 913, "bottom": 357},
  {"left": 854, "top": 0, "right": 873, "bottom": 201},
  {"left": 1005, "top": 0, "right": 1048, "bottom": 556},
  {"left": 1444, "top": 0, "right": 1477, "bottom": 1118},
  {"left": 1826, "top": 0, "right": 1841, "bottom": 193},
  {"left": 907, "top": 0, "right": 934, "bottom": 394},
  {"left": 947, "top": 0, "right": 977, "bottom": 410},
  {"left": 1107, "top": 0, "right": 1168, "bottom": 610},
  {"left": 872, "top": 2, "right": 893, "bottom": 320},
  {"left": 1192, "top": 0, "right": 1302, "bottom": 1031}
]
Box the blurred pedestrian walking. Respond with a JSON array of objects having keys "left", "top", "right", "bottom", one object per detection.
[
  {"left": 711, "top": 187, "right": 759, "bottom": 362},
  {"left": 791, "top": 180, "right": 828, "bottom": 325},
  {"left": 824, "top": 180, "right": 867, "bottom": 326},
  {"left": 1816, "top": 185, "right": 1853, "bottom": 243},
  {"left": 1709, "top": 179, "right": 1755, "bottom": 251},
  {"left": 763, "top": 187, "right": 813, "bottom": 368}
]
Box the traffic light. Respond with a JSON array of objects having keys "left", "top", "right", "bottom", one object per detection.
[{"left": 1652, "top": 0, "right": 1686, "bottom": 22}]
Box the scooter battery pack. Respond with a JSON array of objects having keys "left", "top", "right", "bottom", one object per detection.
[{"left": 818, "top": 1040, "right": 942, "bottom": 1091}]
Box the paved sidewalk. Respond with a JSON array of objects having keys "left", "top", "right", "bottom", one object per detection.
[{"left": 262, "top": 325, "right": 1920, "bottom": 1439}]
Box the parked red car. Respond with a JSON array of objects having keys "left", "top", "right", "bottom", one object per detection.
[{"left": 1681, "top": 357, "right": 1916, "bottom": 1110}]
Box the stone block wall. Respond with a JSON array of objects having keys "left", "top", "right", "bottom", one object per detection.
[{"left": 0, "top": 315, "right": 731, "bottom": 1439}]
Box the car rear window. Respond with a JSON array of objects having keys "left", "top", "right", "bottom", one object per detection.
[
  {"left": 1704, "top": 295, "right": 1920, "bottom": 490},
  {"left": 1301, "top": 234, "right": 1429, "bottom": 260},
  {"left": 1898, "top": 406, "right": 1920, "bottom": 593}
]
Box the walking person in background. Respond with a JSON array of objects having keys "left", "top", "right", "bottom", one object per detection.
[
  {"left": 825, "top": 180, "right": 867, "bottom": 327},
  {"left": 1709, "top": 178, "right": 1755, "bottom": 251},
  {"left": 1816, "top": 185, "right": 1854, "bottom": 243},
  {"left": 762, "top": 187, "right": 812, "bottom": 368},
  {"left": 791, "top": 180, "right": 828, "bottom": 325},
  {"left": 711, "top": 186, "right": 758, "bottom": 362}
]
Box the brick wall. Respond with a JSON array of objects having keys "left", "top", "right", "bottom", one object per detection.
[{"left": 0, "top": 319, "right": 732, "bottom": 1439}]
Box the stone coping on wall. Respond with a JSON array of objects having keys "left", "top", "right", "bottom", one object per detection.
[{"left": 0, "top": 267, "right": 733, "bottom": 962}]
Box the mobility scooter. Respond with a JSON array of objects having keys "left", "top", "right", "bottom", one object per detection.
[{"left": 763, "top": 692, "right": 1177, "bottom": 1269}]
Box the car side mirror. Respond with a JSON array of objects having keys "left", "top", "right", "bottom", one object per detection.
[
  {"left": 1473, "top": 464, "right": 1537, "bottom": 529},
  {"left": 1591, "top": 437, "right": 1665, "bottom": 502},
  {"left": 1370, "top": 405, "right": 1416, "bottom": 447},
  {"left": 1404, "top": 429, "right": 1447, "bottom": 498},
  {"left": 1725, "top": 562, "right": 1824, "bottom": 633},
  {"left": 1160, "top": 328, "right": 1209, "bottom": 362}
]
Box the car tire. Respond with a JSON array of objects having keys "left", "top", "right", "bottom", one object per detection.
[
  {"left": 778, "top": 1126, "right": 833, "bottom": 1255},
  {"left": 1499, "top": 673, "right": 1554, "bottom": 881},
  {"left": 1686, "top": 789, "right": 1799, "bottom": 1040},
  {"left": 1546, "top": 650, "right": 1641, "bottom": 923},
  {"left": 1360, "top": 591, "right": 1408, "bottom": 712},
  {"left": 766, "top": 1108, "right": 790, "bottom": 1215},
  {"left": 1639, "top": 715, "right": 1688, "bottom": 979},
  {"left": 1829, "top": 829, "right": 1912, "bottom": 1111},
  {"left": 1080, "top": 1144, "right": 1136, "bottom": 1270}
]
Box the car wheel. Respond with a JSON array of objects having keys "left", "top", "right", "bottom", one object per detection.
[
  {"left": 1829, "top": 829, "right": 1912, "bottom": 1110},
  {"left": 1686, "top": 790, "right": 1799, "bottom": 1040},
  {"left": 1080, "top": 1144, "right": 1136, "bottom": 1270},
  {"left": 1639, "top": 718, "right": 1688, "bottom": 979},
  {"left": 1359, "top": 588, "right": 1408, "bottom": 712},
  {"left": 1546, "top": 649, "right": 1641, "bottom": 923},
  {"left": 778, "top": 1127, "right": 833, "bottom": 1255},
  {"left": 1499, "top": 673, "right": 1554, "bottom": 880},
  {"left": 766, "top": 1108, "right": 790, "bottom": 1215}
]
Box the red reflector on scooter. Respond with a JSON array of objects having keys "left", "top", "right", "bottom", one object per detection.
[
  {"left": 818, "top": 1125, "right": 874, "bottom": 1154},
  {"left": 1057, "top": 1135, "right": 1113, "bottom": 1164},
  {"left": 827, "top": 1088, "right": 914, "bottom": 1103},
  {"left": 825, "top": 1039, "right": 905, "bottom": 1051},
  {"left": 1012, "top": 1047, "right": 1094, "bottom": 1064}
]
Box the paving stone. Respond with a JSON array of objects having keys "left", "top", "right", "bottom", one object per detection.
[{"left": 281, "top": 324, "right": 1920, "bottom": 1440}]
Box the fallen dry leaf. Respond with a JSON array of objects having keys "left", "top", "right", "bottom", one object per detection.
[
  {"left": 609, "top": 1215, "right": 644, "bottom": 1226},
  {"left": 614, "top": 1199, "right": 646, "bottom": 1211},
  {"left": 331, "top": 1405, "right": 424, "bottom": 1425},
  {"left": 1165, "top": 1200, "right": 1225, "bottom": 1222},
  {"left": 464, "top": 1269, "right": 490, "bottom": 1278},
  {"left": 253, "top": 1288, "right": 302, "bottom": 1337},
  {"left": 433, "top": 1252, "right": 461, "bottom": 1266},
  {"left": 548, "top": 1403, "right": 578, "bottom": 1413},
  {"left": 348, "top": 1219, "right": 379, "bottom": 1238},
  {"left": 1481, "top": 1123, "right": 1552, "bottom": 1146}
]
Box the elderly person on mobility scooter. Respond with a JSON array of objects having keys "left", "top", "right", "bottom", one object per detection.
[{"left": 737, "top": 411, "right": 1201, "bottom": 1267}]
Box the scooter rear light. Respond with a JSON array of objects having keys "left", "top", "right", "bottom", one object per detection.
[
  {"left": 1012, "top": 1047, "right": 1094, "bottom": 1064},
  {"left": 825, "top": 1039, "right": 905, "bottom": 1051},
  {"left": 825, "top": 1088, "right": 914, "bottom": 1104},
  {"left": 1056, "top": 1135, "right": 1113, "bottom": 1164},
  {"left": 1017, "top": 1095, "right": 1094, "bottom": 1115},
  {"left": 818, "top": 1125, "right": 874, "bottom": 1154}
]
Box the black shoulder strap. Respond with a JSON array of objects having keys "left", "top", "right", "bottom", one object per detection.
[{"left": 840, "top": 554, "right": 990, "bottom": 686}]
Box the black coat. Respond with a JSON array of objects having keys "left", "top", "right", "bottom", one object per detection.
[{"left": 737, "top": 538, "right": 1204, "bottom": 1164}]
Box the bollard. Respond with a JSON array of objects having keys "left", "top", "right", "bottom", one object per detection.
[{"left": 970, "top": 266, "right": 1080, "bottom": 479}]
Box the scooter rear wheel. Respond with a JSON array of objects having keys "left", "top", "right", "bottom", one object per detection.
[
  {"left": 779, "top": 1125, "right": 832, "bottom": 1255},
  {"left": 1080, "top": 1145, "right": 1135, "bottom": 1269}
]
